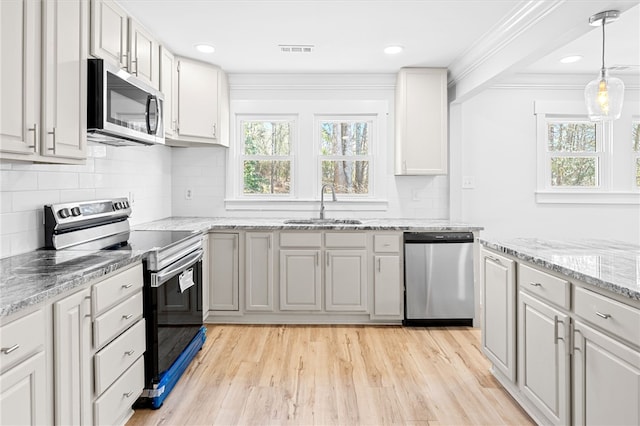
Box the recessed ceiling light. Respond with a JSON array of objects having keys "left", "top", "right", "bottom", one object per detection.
[
  {"left": 195, "top": 44, "right": 215, "bottom": 53},
  {"left": 560, "top": 55, "right": 583, "bottom": 64},
  {"left": 384, "top": 46, "right": 403, "bottom": 55}
]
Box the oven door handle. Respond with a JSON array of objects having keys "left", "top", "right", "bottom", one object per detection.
[{"left": 150, "top": 249, "right": 203, "bottom": 288}]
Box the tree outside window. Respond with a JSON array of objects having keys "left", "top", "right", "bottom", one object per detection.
[
  {"left": 241, "top": 120, "right": 292, "bottom": 195},
  {"left": 547, "top": 122, "right": 599, "bottom": 187},
  {"left": 319, "top": 120, "right": 371, "bottom": 194}
]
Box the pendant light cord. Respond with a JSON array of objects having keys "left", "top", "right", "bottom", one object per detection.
[{"left": 601, "top": 17, "right": 606, "bottom": 71}]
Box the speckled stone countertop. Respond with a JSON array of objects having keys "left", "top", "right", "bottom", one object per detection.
[
  {"left": 481, "top": 238, "right": 640, "bottom": 302},
  {"left": 0, "top": 250, "right": 144, "bottom": 318},
  {"left": 133, "top": 217, "right": 484, "bottom": 233}
]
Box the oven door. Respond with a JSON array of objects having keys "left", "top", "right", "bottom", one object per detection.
[{"left": 144, "top": 249, "right": 203, "bottom": 384}]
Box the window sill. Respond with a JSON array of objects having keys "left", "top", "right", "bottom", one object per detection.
[
  {"left": 225, "top": 198, "right": 389, "bottom": 212},
  {"left": 535, "top": 191, "right": 640, "bottom": 205}
]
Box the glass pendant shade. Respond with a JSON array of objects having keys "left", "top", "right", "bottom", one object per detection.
[{"left": 584, "top": 68, "right": 625, "bottom": 121}]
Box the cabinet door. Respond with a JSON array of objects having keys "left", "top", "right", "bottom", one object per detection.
[
  {"left": 0, "top": 352, "right": 47, "bottom": 426},
  {"left": 54, "top": 287, "right": 92, "bottom": 426},
  {"left": 42, "top": 0, "right": 87, "bottom": 160},
  {"left": 279, "top": 250, "right": 322, "bottom": 311},
  {"left": 245, "top": 232, "right": 273, "bottom": 311},
  {"left": 325, "top": 250, "right": 367, "bottom": 312},
  {"left": 518, "top": 291, "right": 570, "bottom": 425},
  {"left": 129, "top": 19, "right": 159, "bottom": 89},
  {"left": 481, "top": 248, "right": 516, "bottom": 382},
  {"left": 373, "top": 255, "right": 402, "bottom": 317},
  {"left": 573, "top": 320, "right": 640, "bottom": 426},
  {"left": 90, "top": 0, "right": 127, "bottom": 68},
  {"left": 159, "top": 46, "right": 177, "bottom": 138},
  {"left": 176, "top": 58, "right": 219, "bottom": 142},
  {"left": 395, "top": 68, "right": 447, "bottom": 175},
  {"left": 0, "top": 0, "right": 39, "bottom": 156},
  {"left": 209, "top": 233, "right": 239, "bottom": 311}
]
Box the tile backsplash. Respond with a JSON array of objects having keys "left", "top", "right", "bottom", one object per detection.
[{"left": 0, "top": 143, "right": 172, "bottom": 258}]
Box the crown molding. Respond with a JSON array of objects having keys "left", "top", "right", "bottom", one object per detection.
[{"left": 491, "top": 72, "right": 640, "bottom": 91}]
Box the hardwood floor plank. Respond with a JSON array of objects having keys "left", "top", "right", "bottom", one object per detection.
[{"left": 127, "top": 325, "right": 533, "bottom": 426}]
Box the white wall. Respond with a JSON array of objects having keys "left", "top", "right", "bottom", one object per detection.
[
  {"left": 0, "top": 143, "right": 172, "bottom": 258},
  {"left": 455, "top": 84, "right": 640, "bottom": 244},
  {"left": 171, "top": 73, "right": 450, "bottom": 220}
]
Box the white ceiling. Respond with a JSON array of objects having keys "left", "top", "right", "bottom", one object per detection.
[{"left": 118, "top": 0, "right": 640, "bottom": 79}]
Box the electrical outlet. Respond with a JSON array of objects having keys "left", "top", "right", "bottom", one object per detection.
[
  {"left": 462, "top": 176, "right": 475, "bottom": 189},
  {"left": 185, "top": 188, "right": 193, "bottom": 200}
]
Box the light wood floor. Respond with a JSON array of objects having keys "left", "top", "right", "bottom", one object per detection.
[{"left": 127, "top": 325, "right": 533, "bottom": 426}]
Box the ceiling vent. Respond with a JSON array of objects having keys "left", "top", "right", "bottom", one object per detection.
[{"left": 279, "top": 44, "right": 314, "bottom": 53}]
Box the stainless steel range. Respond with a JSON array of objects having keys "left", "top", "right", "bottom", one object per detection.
[{"left": 44, "top": 198, "right": 206, "bottom": 409}]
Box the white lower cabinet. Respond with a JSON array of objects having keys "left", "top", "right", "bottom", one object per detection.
[
  {"left": 54, "top": 287, "right": 92, "bottom": 425},
  {"left": 373, "top": 255, "right": 401, "bottom": 317},
  {"left": 325, "top": 250, "right": 367, "bottom": 312},
  {"left": 573, "top": 320, "right": 640, "bottom": 426},
  {"left": 0, "top": 309, "right": 49, "bottom": 425},
  {"left": 518, "top": 291, "right": 570, "bottom": 425},
  {"left": 481, "top": 248, "right": 516, "bottom": 382},
  {"left": 245, "top": 232, "right": 274, "bottom": 311},
  {"left": 280, "top": 249, "right": 322, "bottom": 311},
  {"left": 209, "top": 233, "right": 239, "bottom": 311}
]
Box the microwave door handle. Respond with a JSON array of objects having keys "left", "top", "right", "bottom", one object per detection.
[{"left": 145, "top": 95, "right": 159, "bottom": 135}]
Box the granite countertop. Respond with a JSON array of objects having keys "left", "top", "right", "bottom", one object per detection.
[
  {"left": 0, "top": 249, "right": 144, "bottom": 318},
  {"left": 133, "top": 217, "right": 484, "bottom": 233},
  {"left": 481, "top": 238, "right": 640, "bottom": 302}
]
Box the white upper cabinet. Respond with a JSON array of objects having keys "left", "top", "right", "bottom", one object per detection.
[
  {"left": 0, "top": 0, "right": 40, "bottom": 157},
  {"left": 1, "top": 0, "right": 87, "bottom": 163},
  {"left": 90, "top": 0, "right": 159, "bottom": 89},
  {"left": 395, "top": 68, "right": 448, "bottom": 175},
  {"left": 167, "top": 57, "right": 229, "bottom": 147},
  {"left": 159, "top": 46, "right": 177, "bottom": 138},
  {"left": 42, "top": 0, "right": 87, "bottom": 160}
]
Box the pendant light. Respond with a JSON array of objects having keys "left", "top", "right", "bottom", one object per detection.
[{"left": 584, "top": 10, "right": 624, "bottom": 121}]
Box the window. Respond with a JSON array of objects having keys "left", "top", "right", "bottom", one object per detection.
[
  {"left": 633, "top": 121, "right": 640, "bottom": 187},
  {"left": 546, "top": 120, "right": 600, "bottom": 188},
  {"left": 318, "top": 119, "right": 372, "bottom": 195},
  {"left": 240, "top": 118, "right": 293, "bottom": 195}
]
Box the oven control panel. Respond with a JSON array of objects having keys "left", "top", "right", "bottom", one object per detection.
[{"left": 49, "top": 198, "right": 131, "bottom": 222}]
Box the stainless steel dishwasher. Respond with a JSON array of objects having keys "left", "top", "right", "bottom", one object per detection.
[{"left": 403, "top": 232, "right": 474, "bottom": 326}]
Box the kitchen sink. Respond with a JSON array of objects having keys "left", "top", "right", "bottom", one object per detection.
[{"left": 283, "top": 218, "right": 362, "bottom": 225}]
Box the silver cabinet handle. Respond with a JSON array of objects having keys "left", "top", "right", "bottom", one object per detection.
[
  {"left": 326, "top": 254, "right": 330, "bottom": 267},
  {"left": 122, "top": 283, "right": 133, "bottom": 289},
  {"left": 212, "top": 123, "right": 217, "bottom": 138},
  {"left": 47, "top": 127, "right": 56, "bottom": 152},
  {"left": 123, "top": 391, "right": 133, "bottom": 398},
  {"left": 595, "top": 311, "right": 611, "bottom": 319},
  {"left": 27, "top": 123, "right": 37, "bottom": 149},
  {"left": 124, "top": 350, "right": 135, "bottom": 356},
  {"left": 315, "top": 252, "right": 319, "bottom": 266},
  {"left": 122, "top": 314, "right": 133, "bottom": 320},
  {"left": 1, "top": 344, "right": 20, "bottom": 355},
  {"left": 529, "top": 282, "right": 542, "bottom": 287},
  {"left": 120, "top": 52, "right": 128, "bottom": 70},
  {"left": 131, "top": 58, "right": 138, "bottom": 76},
  {"left": 486, "top": 255, "right": 502, "bottom": 266},
  {"left": 377, "top": 258, "right": 381, "bottom": 272}
]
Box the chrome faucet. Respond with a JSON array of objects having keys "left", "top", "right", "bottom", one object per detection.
[{"left": 319, "top": 184, "right": 336, "bottom": 219}]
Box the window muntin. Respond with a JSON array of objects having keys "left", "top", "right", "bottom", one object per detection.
[
  {"left": 240, "top": 119, "right": 293, "bottom": 195},
  {"left": 633, "top": 121, "right": 640, "bottom": 187},
  {"left": 318, "top": 120, "right": 371, "bottom": 195},
  {"left": 544, "top": 120, "right": 601, "bottom": 188}
]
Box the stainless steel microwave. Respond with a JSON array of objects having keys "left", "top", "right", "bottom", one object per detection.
[{"left": 87, "top": 59, "right": 164, "bottom": 146}]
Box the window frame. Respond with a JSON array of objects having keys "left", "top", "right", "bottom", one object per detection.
[
  {"left": 314, "top": 115, "right": 375, "bottom": 198},
  {"left": 237, "top": 115, "right": 297, "bottom": 198}
]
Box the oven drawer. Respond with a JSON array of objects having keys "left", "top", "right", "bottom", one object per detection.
[
  {"left": 0, "top": 309, "right": 45, "bottom": 370},
  {"left": 93, "top": 263, "right": 143, "bottom": 316},
  {"left": 93, "top": 356, "right": 144, "bottom": 426},
  {"left": 93, "top": 291, "right": 143, "bottom": 349},
  {"left": 94, "top": 319, "right": 145, "bottom": 395}
]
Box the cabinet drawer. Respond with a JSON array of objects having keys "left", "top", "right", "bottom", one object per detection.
[
  {"left": 93, "top": 263, "right": 143, "bottom": 316},
  {"left": 0, "top": 310, "right": 45, "bottom": 369},
  {"left": 325, "top": 232, "right": 366, "bottom": 248},
  {"left": 93, "top": 356, "right": 144, "bottom": 426},
  {"left": 574, "top": 286, "right": 640, "bottom": 345},
  {"left": 518, "top": 263, "right": 570, "bottom": 308},
  {"left": 374, "top": 235, "right": 400, "bottom": 252},
  {"left": 94, "top": 319, "right": 145, "bottom": 395},
  {"left": 93, "top": 291, "right": 143, "bottom": 349},
  {"left": 280, "top": 232, "right": 322, "bottom": 247}
]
